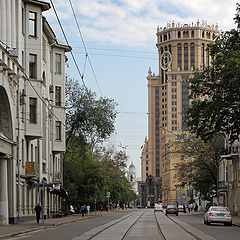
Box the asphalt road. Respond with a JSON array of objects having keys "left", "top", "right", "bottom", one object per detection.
[
  {"left": 5, "top": 211, "right": 132, "bottom": 240},
  {"left": 176, "top": 212, "right": 240, "bottom": 240},
  {"left": 5, "top": 210, "right": 240, "bottom": 240}
]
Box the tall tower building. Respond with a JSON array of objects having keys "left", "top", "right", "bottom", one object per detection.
[{"left": 141, "top": 21, "right": 219, "bottom": 205}]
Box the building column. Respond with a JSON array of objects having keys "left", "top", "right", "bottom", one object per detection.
[
  {"left": 0, "top": 156, "right": 9, "bottom": 225},
  {"left": 6, "top": 0, "right": 11, "bottom": 49},
  {"left": 0, "top": 0, "right": 6, "bottom": 44}
]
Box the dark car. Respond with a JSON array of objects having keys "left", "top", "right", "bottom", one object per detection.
[{"left": 166, "top": 205, "right": 178, "bottom": 216}]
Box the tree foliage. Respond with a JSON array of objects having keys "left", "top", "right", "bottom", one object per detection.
[
  {"left": 186, "top": 4, "right": 240, "bottom": 143},
  {"left": 175, "top": 134, "right": 225, "bottom": 199},
  {"left": 64, "top": 143, "right": 136, "bottom": 205},
  {"left": 65, "top": 76, "right": 118, "bottom": 147},
  {"left": 63, "top": 77, "right": 136, "bottom": 207}
]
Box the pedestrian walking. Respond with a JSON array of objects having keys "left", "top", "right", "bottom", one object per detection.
[
  {"left": 34, "top": 203, "right": 42, "bottom": 223},
  {"left": 86, "top": 205, "right": 90, "bottom": 215},
  {"left": 81, "top": 204, "right": 85, "bottom": 217}
]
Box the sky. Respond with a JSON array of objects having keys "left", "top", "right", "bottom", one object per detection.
[{"left": 44, "top": 0, "right": 238, "bottom": 179}]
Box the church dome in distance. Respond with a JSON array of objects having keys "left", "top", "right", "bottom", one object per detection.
[{"left": 129, "top": 162, "right": 135, "bottom": 168}]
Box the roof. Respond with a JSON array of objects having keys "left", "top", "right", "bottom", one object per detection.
[{"left": 129, "top": 163, "right": 135, "bottom": 168}]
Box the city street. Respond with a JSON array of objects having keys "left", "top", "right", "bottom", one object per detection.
[{"left": 1, "top": 209, "right": 240, "bottom": 240}]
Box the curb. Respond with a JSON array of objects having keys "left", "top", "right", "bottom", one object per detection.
[{"left": 0, "top": 215, "right": 97, "bottom": 239}]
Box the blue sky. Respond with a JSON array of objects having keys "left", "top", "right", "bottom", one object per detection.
[{"left": 44, "top": 0, "right": 238, "bottom": 178}]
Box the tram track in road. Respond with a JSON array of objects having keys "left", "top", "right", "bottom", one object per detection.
[
  {"left": 155, "top": 211, "right": 205, "bottom": 240},
  {"left": 85, "top": 212, "right": 136, "bottom": 240},
  {"left": 80, "top": 209, "right": 164, "bottom": 240},
  {"left": 121, "top": 211, "right": 145, "bottom": 240}
]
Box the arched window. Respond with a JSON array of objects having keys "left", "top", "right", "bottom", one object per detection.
[
  {"left": 201, "top": 43, "right": 205, "bottom": 66},
  {"left": 191, "top": 30, "right": 194, "bottom": 38},
  {"left": 160, "top": 36, "right": 162, "bottom": 42},
  {"left": 168, "top": 33, "right": 170, "bottom": 39},
  {"left": 202, "top": 31, "right": 205, "bottom": 38},
  {"left": 178, "top": 31, "right": 181, "bottom": 38},
  {"left": 164, "top": 34, "right": 167, "bottom": 41},
  {"left": 177, "top": 43, "right": 182, "bottom": 70},
  {"left": 183, "top": 31, "right": 189, "bottom": 38},
  {"left": 190, "top": 43, "right": 195, "bottom": 69},
  {"left": 206, "top": 32, "right": 210, "bottom": 39},
  {"left": 184, "top": 43, "right": 188, "bottom": 70}
]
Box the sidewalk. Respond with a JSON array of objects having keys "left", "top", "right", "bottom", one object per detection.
[
  {"left": 0, "top": 211, "right": 113, "bottom": 239},
  {"left": 188, "top": 210, "right": 240, "bottom": 227}
]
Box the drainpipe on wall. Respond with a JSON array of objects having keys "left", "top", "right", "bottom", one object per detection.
[{"left": 16, "top": 81, "right": 20, "bottom": 221}]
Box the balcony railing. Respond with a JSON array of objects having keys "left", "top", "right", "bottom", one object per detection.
[{"left": 25, "top": 162, "right": 39, "bottom": 177}]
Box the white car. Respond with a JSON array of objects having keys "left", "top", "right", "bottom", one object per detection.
[
  {"left": 154, "top": 204, "right": 163, "bottom": 212},
  {"left": 204, "top": 206, "right": 232, "bottom": 226}
]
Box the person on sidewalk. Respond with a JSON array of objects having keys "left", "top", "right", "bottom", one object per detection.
[
  {"left": 34, "top": 203, "right": 42, "bottom": 224},
  {"left": 81, "top": 204, "right": 85, "bottom": 217},
  {"left": 86, "top": 205, "right": 90, "bottom": 215}
]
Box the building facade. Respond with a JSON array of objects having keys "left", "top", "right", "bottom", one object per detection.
[
  {"left": 219, "top": 140, "right": 240, "bottom": 216},
  {"left": 141, "top": 21, "right": 218, "bottom": 205},
  {"left": 127, "top": 162, "right": 138, "bottom": 194},
  {"left": 0, "top": 0, "right": 70, "bottom": 224}
]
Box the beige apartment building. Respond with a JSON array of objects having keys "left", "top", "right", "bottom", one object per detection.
[
  {"left": 0, "top": 0, "right": 70, "bottom": 224},
  {"left": 140, "top": 21, "right": 219, "bottom": 206}
]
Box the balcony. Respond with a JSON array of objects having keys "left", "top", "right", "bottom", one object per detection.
[
  {"left": 25, "top": 162, "right": 39, "bottom": 178},
  {"left": 53, "top": 172, "right": 62, "bottom": 183}
]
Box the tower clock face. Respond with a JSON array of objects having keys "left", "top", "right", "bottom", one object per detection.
[{"left": 160, "top": 51, "right": 172, "bottom": 70}]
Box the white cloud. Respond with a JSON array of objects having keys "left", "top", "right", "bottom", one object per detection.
[{"left": 44, "top": 0, "right": 239, "bottom": 46}]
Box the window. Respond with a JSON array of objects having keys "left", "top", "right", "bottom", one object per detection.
[
  {"left": 29, "top": 12, "right": 37, "bottom": 37},
  {"left": 29, "top": 54, "right": 37, "bottom": 78},
  {"left": 146, "top": 160, "right": 148, "bottom": 164},
  {"left": 22, "top": 8, "right": 25, "bottom": 34},
  {"left": 31, "top": 144, "right": 33, "bottom": 162},
  {"left": 146, "top": 154, "right": 148, "bottom": 159},
  {"left": 178, "top": 43, "right": 182, "bottom": 70},
  {"left": 190, "top": 43, "right": 195, "bottom": 69},
  {"left": 42, "top": 163, "right": 46, "bottom": 173},
  {"left": 181, "top": 155, "right": 185, "bottom": 160},
  {"left": 55, "top": 86, "right": 61, "bottom": 106},
  {"left": 55, "top": 53, "right": 61, "bottom": 74},
  {"left": 22, "top": 139, "right": 24, "bottom": 166},
  {"left": 184, "top": 43, "right": 188, "bottom": 70},
  {"left": 172, "top": 82, "right": 177, "bottom": 86},
  {"left": 35, "top": 146, "right": 37, "bottom": 162},
  {"left": 29, "top": 98, "right": 37, "bottom": 123},
  {"left": 42, "top": 38, "right": 46, "bottom": 61},
  {"left": 55, "top": 121, "right": 61, "bottom": 140},
  {"left": 172, "top": 88, "right": 177, "bottom": 92},
  {"left": 201, "top": 43, "right": 205, "bottom": 66},
  {"left": 206, "top": 45, "right": 210, "bottom": 66}
]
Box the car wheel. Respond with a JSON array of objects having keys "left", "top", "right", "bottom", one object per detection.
[
  {"left": 204, "top": 218, "right": 206, "bottom": 224},
  {"left": 206, "top": 220, "right": 210, "bottom": 225}
]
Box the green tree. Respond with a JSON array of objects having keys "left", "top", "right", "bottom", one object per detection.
[
  {"left": 65, "top": 76, "right": 118, "bottom": 148},
  {"left": 175, "top": 134, "right": 224, "bottom": 199},
  {"left": 186, "top": 4, "right": 240, "bottom": 143}
]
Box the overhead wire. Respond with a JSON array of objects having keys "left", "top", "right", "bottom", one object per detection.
[
  {"left": 68, "top": 0, "right": 102, "bottom": 96},
  {"left": 49, "top": 0, "right": 87, "bottom": 88}
]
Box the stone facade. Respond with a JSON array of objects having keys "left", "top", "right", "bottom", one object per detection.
[
  {"left": 141, "top": 21, "right": 219, "bottom": 205},
  {"left": 0, "top": 0, "right": 70, "bottom": 224}
]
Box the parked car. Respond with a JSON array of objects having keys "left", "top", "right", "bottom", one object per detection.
[
  {"left": 154, "top": 204, "right": 163, "bottom": 212},
  {"left": 178, "top": 205, "right": 186, "bottom": 213},
  {"left": 204, "top": 206, "right": 232, "bottom": 226},
  {"left": 166, "top": 205, "right": 178, "bottom": 216}
]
